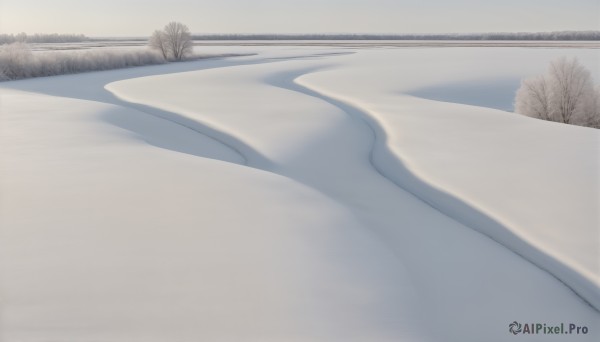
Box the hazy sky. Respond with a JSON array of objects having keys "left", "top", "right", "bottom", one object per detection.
[{"left": 1, "top": 0, "right": 598, "bottom": 36}]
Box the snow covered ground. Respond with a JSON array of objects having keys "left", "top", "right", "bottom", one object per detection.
[{"left": 1, "top": 44, "right": 598, "bottom": 341}]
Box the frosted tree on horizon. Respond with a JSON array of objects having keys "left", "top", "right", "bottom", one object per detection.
[
  {"left": 149, "top": 30, "right": 169, "bottom": 60},
  {"left": 149, "top": 22, "right": 193, "bottom": 61}
]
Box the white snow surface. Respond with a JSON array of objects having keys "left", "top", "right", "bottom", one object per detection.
[{"left": 1, "top": 46, "right": 599, "bottom": 341}]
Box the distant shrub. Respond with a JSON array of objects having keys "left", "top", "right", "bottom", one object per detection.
[
  {"left": 0, "top": 33, "right": 89, "bottom": 45},
  {"left": 515, "top": 57, "right": 600, "bottom": 129},
  {"left": 0, "top": 42, "right": 166, "bottom": 80},
  {"left": 0, "top": 42, "right": 33, "bottom": 79}
]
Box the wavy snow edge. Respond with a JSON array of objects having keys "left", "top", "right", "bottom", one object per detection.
[{"left": 294, "top": 75, "right": 600, "bottom": 312}]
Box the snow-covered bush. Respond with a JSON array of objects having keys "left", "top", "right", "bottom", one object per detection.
[
  {"left": 0, "top": 33, "right": 88, "bottom": 44},
  {"left": 515, "top": 57, "right": 599, "bottom": 128},
  {"left": 0, "top": 42, "right": 34, "bottom": 79},
  {"left": 0, "top": 42, "right": 166, "bottom": 80}
]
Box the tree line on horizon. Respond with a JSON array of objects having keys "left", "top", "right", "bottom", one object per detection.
[
  {"left": 191, "top": 31, "right": 600, "bottom": 41},
  {"left": 1, "top": 31, "right": 599, "bottom": 43}
]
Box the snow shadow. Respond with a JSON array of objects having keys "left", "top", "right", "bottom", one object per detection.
[{"left": 406, "top": 78, "right": 521, "bottom": 112}]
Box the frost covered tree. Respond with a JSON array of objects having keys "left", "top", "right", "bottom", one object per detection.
[
  {"left": 149, "top": 30, "right": 169, "bottom": 60},
  {"left": 149, "top": 22, "right": 193, "bottom": 61},
  {"left": 164, "top": 22, "right": 193, "bottom": 60},
  {"left": 515, "top": 57, "right": 599, "bottom": 128},
  {"left": 588, "top": 86, "right": 600, "bottom": 128}
]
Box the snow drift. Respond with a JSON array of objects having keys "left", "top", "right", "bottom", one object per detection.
[{"left": 1, "top": 45, "right": 598, "bottom": 341}]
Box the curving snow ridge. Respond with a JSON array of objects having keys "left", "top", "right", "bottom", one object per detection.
[
  {"left": 1, "top": 46, "right": 599, "bottom": 341},
  {"left": 105, "top": 48, "right": 599, "bottom": 340},
  {"left": 0, "top": 89, "right": 428, "bottom": 341},
  {"left": 293, "top": 48, "right": 599, "bottom": 308}
]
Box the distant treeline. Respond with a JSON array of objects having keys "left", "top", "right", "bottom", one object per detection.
[
  {"left": 0, "top": 33, "right": 89, "bottom": 44},
  {"left": 3, "top": 31, "right": 597, "bottom": 43},
  {"left": 192, "top": 31, "right": 600, "bottom": 41}
]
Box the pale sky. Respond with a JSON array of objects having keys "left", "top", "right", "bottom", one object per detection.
[{"left": 1, "top": 0, "right": 598, "bottom": 36}]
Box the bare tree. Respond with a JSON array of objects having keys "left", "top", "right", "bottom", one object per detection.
[
  {"left": 148, "top": 22, "right": 193, "bottom": 61},
  {"left": 515, "top": 57, "right": 599, "bottom": 128},
  {"left": 164, "top": 22, "right": 193, "bottom": 60},
  {"left": 148, "top": 30, "right": 169, "bottom": 60}
]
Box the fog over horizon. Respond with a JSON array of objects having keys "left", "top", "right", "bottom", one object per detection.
[{"left": 1, "top": 0, "right": 598, "bottom": 36}]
